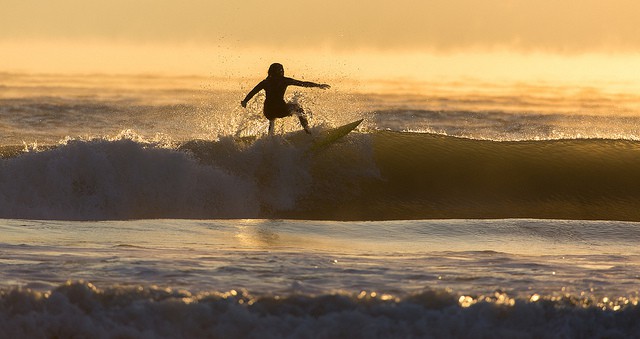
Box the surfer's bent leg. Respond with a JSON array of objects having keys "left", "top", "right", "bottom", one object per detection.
[
  {"left": 288, "top": 102, "right": 311, "bottom": 134},
  {"left": 268, "top": 120, "right": 275, "bottom": 135}
]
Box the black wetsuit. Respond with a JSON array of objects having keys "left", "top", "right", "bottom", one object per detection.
[{"left": 243, "top": 76, "right": 318, "bottom": 120}]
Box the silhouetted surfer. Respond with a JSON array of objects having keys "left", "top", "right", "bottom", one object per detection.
[{"left": 241, "top": 63, "right": 330, "bottom": 135}]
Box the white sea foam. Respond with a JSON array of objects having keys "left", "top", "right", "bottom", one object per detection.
[
  {"left": 0, "top": 281, "right": 639, "bottom": 339},
  {"left": 0, "top": 129, "right": 326, "bottom": 220},
  {"left": 0, "top": 138, "right": 260, "bottom": 219}
]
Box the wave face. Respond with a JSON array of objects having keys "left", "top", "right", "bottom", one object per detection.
[
  {"left": 342, "top": 132, "right": 640, "bottom": 221},
  {"left": 1, "top": 281, "right": 639, "bottom": 339},
  {"left": 3, "top": 131, "right": 640, "bottom": 221}
]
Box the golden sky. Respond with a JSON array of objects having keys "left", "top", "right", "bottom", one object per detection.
[{"left": 2, "top": 0, "right": 640, "bottom": 81}]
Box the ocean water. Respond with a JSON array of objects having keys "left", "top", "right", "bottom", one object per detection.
[{"left": 2, "top": 72, "right": 640, "bottom": 337}]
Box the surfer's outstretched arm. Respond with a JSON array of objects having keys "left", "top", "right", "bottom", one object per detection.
[
  {"left": 287, "top": 78, "right": 330, "bottom": 90},
  {"left": 241, "top": 81, "right": 265, "bottom": 108}
]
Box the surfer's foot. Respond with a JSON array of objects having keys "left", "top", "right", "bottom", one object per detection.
[{"left": 304, "top": 128, "right": 311, "bottom": 134}]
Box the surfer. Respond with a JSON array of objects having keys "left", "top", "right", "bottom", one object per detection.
[{"left": 241, "top": 63, "right": 330, "bottom": 135}]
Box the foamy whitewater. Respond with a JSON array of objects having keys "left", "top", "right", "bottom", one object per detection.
[{"left": 2, "top": 73, "right": 640, "bottom": 337}]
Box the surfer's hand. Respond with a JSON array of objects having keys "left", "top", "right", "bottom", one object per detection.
[
  {"left": 241, "top": 100, "right": 247, "bottom": 108},
  {"left": 319, "top": 84, "right": 331, "bottom": 90}
]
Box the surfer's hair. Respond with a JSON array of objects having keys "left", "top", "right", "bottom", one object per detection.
[{"left": 268, "top": 63, "right": 284, "bottom": 77}]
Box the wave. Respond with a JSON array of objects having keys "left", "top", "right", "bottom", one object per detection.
[
  {"left": 1, "top": 281, "right": 639, "bottom": 338},
  {"left": 2, "top": 131, "right": 640, "bottom": 221}
]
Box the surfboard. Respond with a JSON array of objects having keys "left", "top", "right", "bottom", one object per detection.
[
  {"left": 307, "top": 119, "right": 363, "bottom": 153},
  {"left": 179, "top": 119, "right": 363, "bottom": 161}
]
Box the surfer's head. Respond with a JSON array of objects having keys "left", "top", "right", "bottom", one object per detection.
[{"left": 268, "top": 63, "right": 285, "bottom": 78}]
